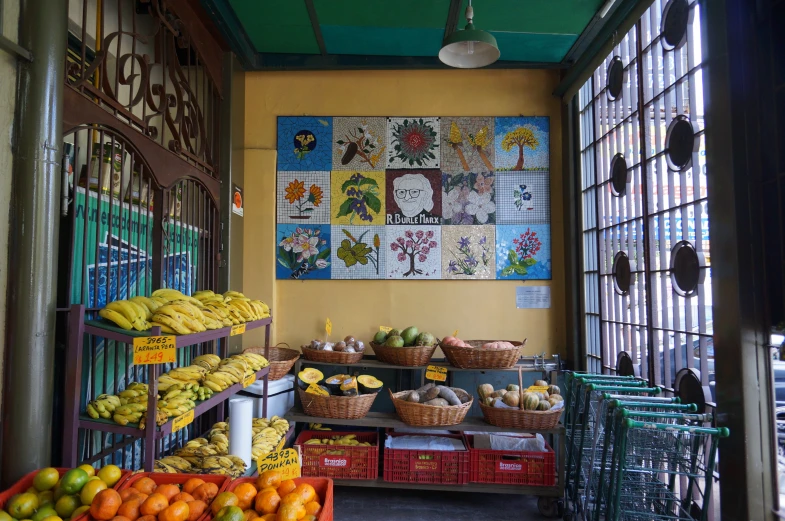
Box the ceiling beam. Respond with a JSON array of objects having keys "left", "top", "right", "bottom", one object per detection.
[
  {"left": 443, "top": 0, "right": 462, "bottom": 42},
  {"left": 199, "top": 0, "right": 257, "bottom": 69},
  {"left": 304, "top": 0, "right": 327, "bottom": 56}
]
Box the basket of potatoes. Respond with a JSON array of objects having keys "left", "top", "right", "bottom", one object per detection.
[
  {"left": 478, "top": 378, "right": 564, "bottom": 430},
  {"left": 389, "top": 383, "right": 473, "bottom": 427}
]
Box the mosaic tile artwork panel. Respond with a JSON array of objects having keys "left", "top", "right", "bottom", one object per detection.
[
  {"left": 495, "top": 224, "right": 552, "bottom": 280},
  {"left": 330, "top": 225, "right": 386, "bottom": 280},
  {"left": 386, "top": 225, "right": 442, "bottom": 279},
  {"left": 386, "top": 169, "right": 443, "bottom": 225},
  {"left": 330, "top": 170, "right": 386, "bottom": 225},
  {"left": 440, "top": 117, "right": 495, "bottom": 174},
  {"left": 495, "top": 171, "right": 550, "bottom": 225},
  {"left": 442, "top": 172, "right": 496, "bottom": 225},
  {"left": 332, "top": 117, "right": 387, "bottom": 170},
  {"left": 441, "top": 225, "right": 496, "bottom": 280},
  {"left": 277, "top": 116, "right": 334, "bottom": 171},
  {"left": 386, "top": 117, "right": 441, "bottom": 169},
  {"left": 276, "top": 171, "right": 332, "bottom": 224},
  {"left": 494, "top": 117, "right": 550, "bottom": 172},
  {"left": 276, "top": 224, "right": 332, "bottom": 280}
]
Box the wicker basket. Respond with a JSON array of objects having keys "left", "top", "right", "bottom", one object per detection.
[
  {"left": 300, "top": 345, "right": 364, "bottom": 364},
  {"left": 297, "top": 387, "right": 377, "bottom": 420},
  {"left": 370, "top": 342, "right": 437, "bottom": 367},
  {"left": 243, "top": 345, "right": 300, "bottom": 381},
  {"left": 479, "top": 402, "right": 563, "bottom": 430},
  {"left": 389, "top": 389, "right": 473, "bottom": 427},
  {"left": 439, "top": 340, "right": 525, "bottom": 369}
]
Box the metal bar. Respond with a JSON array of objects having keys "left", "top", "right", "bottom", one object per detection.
[
  {"left": 0, "top": 0, "right": 66, "bottom": 486},
  {"left": 303, "top": 0, "right": 326, "bottom": 55},
  {"left": 62, "top": 305, "right": 86, "bottom": 467},
  {"left": 0, "top": 34, "right": 32, "bottom": 61}
]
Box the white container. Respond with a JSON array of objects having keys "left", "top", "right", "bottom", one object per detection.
[{"left": 240, "top": 374, "right": 295, "bottom": 419}]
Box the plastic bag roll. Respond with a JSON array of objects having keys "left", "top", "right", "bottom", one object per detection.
[{"left": 229, "top": 398, "right": 254, "bottom": 467}]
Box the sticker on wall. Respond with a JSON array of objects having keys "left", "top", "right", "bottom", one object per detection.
[
  {"left": 232, "top": 184, "right": 244, "bottom": 217},
  {"left": 331, "top": 171, "right": 386, "bottom": 225},
  {"left": 494, "top": 117, "right": 550, "bottom": 172},
  {"left": 333, "top": 117, "right": 387, "bottom": 170},
  {"left": 495, "top": 172, "right": 550, "bottom": 224},
  {"left": 277, "top": 172, "right": 331, "bottom": 224},
  {"left": 277, "top": 116, "right": 333, "bottom": 171},
  {"left": 441, "top": 117, "right": 494, "bottom": 174},
  {"left": 387, "top": 117, "right": 440, "bottom": 169},
  {"left": 331, "top": 225, "right": 385, "bottom": 279},
  {"left": 276, "top": 224, "right": 331, "bottom": 280},
  {"left": 442, "top": 172, "right": 496, "bottom": 225},
  {"left": 441, "top": 225, "right": 495, "bottom": 280},
  {"left": 386, "top": 226, "right": 441, "bottom": 279},
  {"left": 495, "top": 224, "right": 551, "bottom": 280},
  {"left": 386, "top": 169, "right": 442, "bottom": 225}
]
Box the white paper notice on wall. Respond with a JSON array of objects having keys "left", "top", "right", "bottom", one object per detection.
[{"left": 516, "top": 286, "right": 550, "bottom": 309}]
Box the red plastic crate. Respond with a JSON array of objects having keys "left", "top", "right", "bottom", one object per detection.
[
  {"left": 382, "top": 432, "right": 469, "bottom": 485},
  {"left": 295, "top": 431, "right": 378, "bottom": 480},
  {"left": 224, "top": 477, "right": 333, "bottom": 521},
  {"left": 0, "top": 467, "right": 131, "bottom": 508},
  {"left": 466, "top": 434, "right": 556, "bottom": 486}
]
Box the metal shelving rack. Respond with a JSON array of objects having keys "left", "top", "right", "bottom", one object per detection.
[{"left": 62, "top": 303, "right": 272, "bottom": 472}]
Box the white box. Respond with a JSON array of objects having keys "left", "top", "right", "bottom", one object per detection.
[{"left": 239, "top": 374, "right": 295, "bottom": 419}]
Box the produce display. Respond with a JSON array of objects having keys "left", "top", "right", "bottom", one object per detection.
[
  {"left": 399, "top": 383, "right": 471, "bottom": 406},
  {"left": 477, "top": 381, "right": 564, "bottom": 410},
  {"left": 372, "top": 326, "right": 436, "bottom": 348},
  {"left": 441, "top": 336, "right": 517, "bottom": 349},
  {"left": 215, "top": 471, "right": 324, "bottom": 521},
  {"left": 298, "top": 368, "right": 383, "bottom": 397},
  {"left": 305, "top": 335, "right": 365, "bottom": 353},
  {"left": 97, "top": 289, "right": 270, "bottom": 333},
  {"left": 0, "top": 465, "right": 124, "bottom": 521},
  {"left": 302, "top": 434, "right": 373, "bottom": 447}
]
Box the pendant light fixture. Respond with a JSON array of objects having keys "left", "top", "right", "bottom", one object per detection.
[{"left": 439, "top": 0, "right": 500, "bottom": 68}]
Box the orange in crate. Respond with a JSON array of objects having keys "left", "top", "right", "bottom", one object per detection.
[{"left": 224, "top": 477, "right": 333, "bottom": 521}]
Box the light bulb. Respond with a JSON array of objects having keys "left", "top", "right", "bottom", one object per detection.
[{"left": 467, "top": 41, "right": 475, "bottom": 55}]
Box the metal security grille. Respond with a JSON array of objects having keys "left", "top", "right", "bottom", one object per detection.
[{"left": 579, "top": 0, "right": 711, "bottom": 390}]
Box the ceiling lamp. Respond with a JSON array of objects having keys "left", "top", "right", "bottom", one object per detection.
[{"left": 439, "top": 0, "right": 500, "bottom": 68}]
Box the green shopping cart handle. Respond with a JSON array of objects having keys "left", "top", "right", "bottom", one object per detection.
[
  {"left": 609, "top": 399, "right": 697, "bottom": 412},
  {"left": 624, "top": 418, "right": 730, "bottom": 436},
  {"left": 586, "top": 384, "right": 660, "bottom": 393},
  {"left": 619, "top": 409, "right": 712, "bottom": 422},
  {"left": 603, "top": 392, "right": 681, "bottom": 403}
]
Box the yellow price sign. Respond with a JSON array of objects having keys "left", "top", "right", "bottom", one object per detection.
[
  {"left": 230, "top": 324, "right": 246, "bottom": 336},
  {"left": 242, "top": 374, "right": 256, "bottom": 388},
  {"left": 133, "top": 336, "right": 176, "bottom": 365},
  {"left": 171, "top": 409, "right": 194, "bottom": 433},
  {"left": 452, "top": 329, "right": 459, "bottom": 337},
  {"left": 325, "top": 318, "right": 332, "bottom": 336},
  {"left": 425, "top": 365, "right": 448, "bottom": 382},
  {"left": 527, "top": 385, "right": 549, "bottom": 392},
  {"left": 379, "top": 326, "right": 393, "bottom": 333},
  {"left": 257, "top": 448, "right": 300, "bottom": 480}
]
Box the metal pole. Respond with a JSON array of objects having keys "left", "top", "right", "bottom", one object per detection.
[{"left": 0, "top": 0, "right": 67, "bottom": 486}]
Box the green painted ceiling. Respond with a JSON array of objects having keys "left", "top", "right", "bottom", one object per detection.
[{"left": 225, "top": 0, "right": 606, "bottom": 64}]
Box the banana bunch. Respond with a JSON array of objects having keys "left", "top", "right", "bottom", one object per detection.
[
  {"left": 154, "top": 455, "right": 194, "bottom": 473},
  {"left": 192, "top": 354, "right": 221, "bottom": 372},
  {"left": 99, "top": 299, "right": 151, "bottom": 331},
  {"left": 201, "top": 455, "right": 246, "bottom": 478},
  {"left": 151, "top": 288, "right": 205, "bottom": 308},
  {"left": 139, "top": 408, "right": 170, "bottom": 430},
  {"left": 159, "top": 364, "right": 209, "bottom": 386},
  {"left": 157, "top": 384, "right": 198, "bottom": 418},
  {"left": 303, "top": 434, "right": 372, "bottom": 447},
  {"left": 309, "top": 423, "right": 331, "bottom": 431},
  {"left": 251, "top": 417, "right": 289, "bottom": 459},
  {"left": 203, "top": 359, "right": 248, "bottom": 392},
  {"left": 195, "top": 290, "right": 271, "bottom": 325},
  {"left": 85, "top": 382, "right": 151, "bottom": 425},
  {"left": 225, "top": 352, "right": 269, "bottom": 372},
  {"left": 85, "top": 394, "right": 122, "bottom": 420},
  {"left": 151, "top": 302, "right": 208, "bottom": 335},
  {"left": 176, "top": 438, "right": 222, "bottom": 457}
]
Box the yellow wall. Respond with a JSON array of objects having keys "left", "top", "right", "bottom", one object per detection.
[{"left": 242, "top": 70, "right": 565, "bottom": 357}]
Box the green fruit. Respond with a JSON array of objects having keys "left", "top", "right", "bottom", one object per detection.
[
  {"left": 58, "top": 469, "right": 88, "bottom": 495},
  {"left": 7, "top": 493, "right": 39, "bottom": 519},
  {"left": 32, "top": 505, "right": 58, "bottom": 521},
  {"left": 33, "top": 468, "right": 60, "bottom": 492},
  {"left": 400, "top": 326, "right": 419, "bottom": 346},
  {"left": 52, "top": 482, "right": 65, "bottom": 502},
  {"left": 214, "top": 506, "right": 244, "bottom": 521},
  {"left": 54, "top": 495, "right": 80, "bottom": 519},
  {"left": 383, "top": 335, "right": 404, "bottom": 348},
  {"left": 0, "top": 510, "right": 13, "bottom": 521},
  {"left": 70, "top": 506, "right": 90, "bottom": 520},
  {"left": 372, "top": 331, "right": 388, "bottom": 344},
  {"left": 37, "top": 491, "right": 54, "bottom": 508},
  {"left": 388, "top": 329, "right": 401, "bottom": 338},
  {"left": 415, "top": 332, "right": 435, "bottom": 346}
]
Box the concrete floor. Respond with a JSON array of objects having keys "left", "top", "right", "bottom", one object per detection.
[{"left": 334, "top": 486, "right": 556, "bottom": 521}]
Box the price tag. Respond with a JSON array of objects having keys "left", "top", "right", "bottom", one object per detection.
[
  {"left": 325, "top": 318, "right": 332, "bottom": 337},
  {"left": 133, "top": 336, "right": 176, "bottom": 365},
  {"left": 425, "top": 365, "right": 448, "bottom": 382},
  {"left": 527, "top": 385, "right": 549, "bottom": 392},
  {"left": 257, "top": 448, "right": 300, "bottom": 480},
  {"left": 379, "top": 326, "right": 393, "bottom": 333},
  {"left": 230, "top": 324, "right": 246, "bottom": 336},
  {"left": 171, "top": 409, "right": 194, "bottom": 433},
  {"left": 452, "top": 329, "right": 459, "bottom": 337},
  {"left": 242, "top": 374, "right": 256, "bottom": 388}
]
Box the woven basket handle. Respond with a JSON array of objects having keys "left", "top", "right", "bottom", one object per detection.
[{"left": 275, "top": 342, "right": 290, "bottom": 348}]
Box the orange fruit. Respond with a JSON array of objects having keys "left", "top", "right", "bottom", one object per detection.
[
  {"left": 132, "top": 478, "right": 157, "bottom": 496},
  {"left": 279, "top": 493, "right": 302, "bottom": 507},
  {"left": 154, "top": 485, "right": 180, "bottom": 503},
  {"left": 210, "top": 493, "right": 239, "bottom": 515},
  {"left": 109, "top": 516, "right": 132, "bottom": 521},
  {"left": 301, "top": 516, "right": 317, "bottom": 521},
  {"left": 255, "top": 472, "right": 281, "bottom": 491},
  {"left": 253, "top": 490, "right": 280, "bottom": 515},
  {"left": 158, "top": 501, "right": 189, "bottom": 521},
  {"left": 276, "top": 481, "right": 296, "bottom": 498},
  {"left": 232, "top": 485, "right": 257, "bottom": 512},
  {"left": 274, "top": 504, "right": 299, "bottom": 521},
  {"left": 260, "top": 515, "right": 276, "bottom": 521},
  {"left": 90, "top": 489, "right": 123, "bottom": 521},
  {"left": 185, "top": 501, "right": 206, "bottom": 521},
  {"left": 120, "top": 490, "right": 141, "bottom": 502},
  {"left": 242, "top": 510, "right": 257, "bottom": 521},
  {"left": 191, "top": 483, "right": 218, "bottom": 504},
  {"left": 137, "top": 515, "right": 158, "bottom": 521},
  {"left": 139, "top": 494, "right": 168, "bottom": 517},
  {"left": 117, "top": 498, "right": 143, "bottom": 521},
  {"left": 171, "top": 493, "right": 194, "bottom": 504},
  {"left": 290, "top": 485, "right": 316, "bottom": 506},
  {"left": 303, "top": 502, "right": 320, "bottom": 517},
  {"left": 181, "top": 480, "right": 204, "bottom": 496}
]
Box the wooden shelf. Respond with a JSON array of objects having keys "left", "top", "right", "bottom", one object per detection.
[
  {"left": 332, "top": 478, "right": 562, "bottom": 497},
  {"left": 296, "top": 356, "right": 561, "bottom": 373},
  {"left": 284, "top": 408, "right": 565, "bottom": 434}
]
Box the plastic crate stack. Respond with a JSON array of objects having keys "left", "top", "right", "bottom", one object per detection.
[{"left": 562, "top": 372, "right": 729, "bottom": 521}]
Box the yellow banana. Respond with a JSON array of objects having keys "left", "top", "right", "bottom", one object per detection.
[
  {"left": 151, "top": 313, "right": 192, "bottom": 335},
  {"left": 86, "top": 403, "right": 100, "bottom": 419},
  {"left": 99, "top": 308, "right": 133, "bottom": 330},
  {"left": 151, "top": 322, "right": 178, "bottom": 335}
]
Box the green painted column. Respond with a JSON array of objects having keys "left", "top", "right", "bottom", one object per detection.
[{"left": 0, "top": 0, "right": 67, "bottom": 486}]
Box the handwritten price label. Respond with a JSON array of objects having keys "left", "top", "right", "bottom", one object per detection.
[
  {"left": 452, "top": 329, "right": 459, "bottom": 337},
  {"left": 425, "top": 365, "right": 448, "bottom": 382},
  {"left": 527, "top": 385, "right": 549, "bottom": 392},
  {"left": 230, "top": 324, "right": 246, "bottom": 336},
  {"left": 325, "top": 318, "right": 332, "bottom": 336},
  {"left": 133, "top": 336, "right": 176, "bottom": 365},
  {"left": 242, "top": 374, "right": 256, "bottom": 388},
  {"left": 379, "top": 326, "right": 393, "bottom": 333},
  {"left": 171, "top": 409, "right": 194, "bottom": 433},
  {"left": 257, "top": 448, "right": 300, "bottom": 480}
]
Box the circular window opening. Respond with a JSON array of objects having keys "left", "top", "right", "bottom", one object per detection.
[
  {"left": 613, "top": 251, "right": 632, "bottom": 296},
  {"left": 606, "top": 57, "right": 624, "bottom": 101},
  {"left": 670, "top": 240, "right": 703, "bottom": 297},
  {"left": 661, "top": 0, "right": 690, "bottom": 51},
  {"left": 610, "top": 154, "right": 629, "bottom": 197},
  {"left": 665, "top": 115, "right": 697, "bottom": 171}
]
